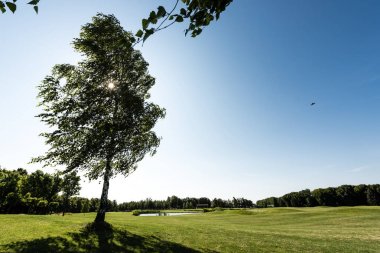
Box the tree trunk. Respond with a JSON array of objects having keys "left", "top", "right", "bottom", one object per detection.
[
  {"left": 95, "top": 159, "right": 112, "bottom": 223},
  {"left": 95, "top": 94, "right": 118, "bottom": 223},
  {"left": 62, "top": 197, "right": 67, "bottom": 216}
]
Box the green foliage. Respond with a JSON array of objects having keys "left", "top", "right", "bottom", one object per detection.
[
  {"left": 135, "top": 0, "right": 233, "bottom": 44},
  {"left": 36, "top": 200, "right": 48, "bottom": 214},
  {"left": 0, "top": 0, "right": 39, "bottom": 14},
  {"left": 1, "top": 0, "right": 231, "bottom": 47},
  {"left": 61, "top": 171, "right": 81, "bottom": 215},
  {"left": 118, "top": 196, "right": 253, "bottom": 211},
  {"left": 20, "top": 170, "right": 62, "bottom": 203},
  {"left": 0, "top": 168, "right": 85, "bottom": 214},
  {"left": 367, "top": 184, "right": 380, "bottom": 205},
  {"left": 33, "top": 14, "right": 165, "bottom": 179},
  {"left": 257, "top": 184, "right": 380, "bottom": 208},
  {"left": 61, "top": 171, "right": 81, "bottom": 199},
  {"left": 48, "top": 201, "right": 59, "bottom": 213},
  {"left": 0, "top": 168, "right": 124, "bottom": 215}
]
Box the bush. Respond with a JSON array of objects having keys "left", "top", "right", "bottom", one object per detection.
[
  {"left": 49, "top": 202, "right": 59, "bottom": 214},
  {"left": 36, "top": 200, "right": 49, "bottom": 214}
]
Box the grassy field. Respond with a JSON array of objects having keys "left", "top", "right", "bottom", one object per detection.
[{"left": 1, "top": 206, "right": 380, "bottom": 252}]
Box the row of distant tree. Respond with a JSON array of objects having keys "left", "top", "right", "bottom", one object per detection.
[
  {"left": 0, "top": 168, "right": 254, "bottom": 214},
  {"left": 6, "top": 168, "right": 379, "bottom": 213},
  {"left": 118, "top": 196, "right": 254, "bottom": 211},
  {"left": 256, "top": 184, "right": 380, "bottom": 208}
]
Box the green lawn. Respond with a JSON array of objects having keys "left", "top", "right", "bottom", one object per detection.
[{"left": 1, "top": 206, "right": 380, "bottom": 252}]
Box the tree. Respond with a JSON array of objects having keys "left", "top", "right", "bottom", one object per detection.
[
  {"left": 0, "top": 168, "right": 27, "bottom": 213},
  {"left": 61, "top": 171, "right": 81, "bottom": 216},
  {"left": 366, "top": 185, "right": 380, "bottom": 206},
  {"left": 312, "top": 188, "right": 338, "bottom": 206},
  {"left": 353, "top": 184, "right": 367, "bottom": 205},
  {"left": 20, "top": 170, "right": 61, "bottom": 203},
  {"left": 336, "top": 185, "right": 355, "bottom": 206},
  {"left": 33, "top": 14, "right": 165, "bottom": 223}
]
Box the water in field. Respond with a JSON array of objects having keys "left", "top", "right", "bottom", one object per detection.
[{"left": 139, "top": 212, "right": 199, "bottom": 217}]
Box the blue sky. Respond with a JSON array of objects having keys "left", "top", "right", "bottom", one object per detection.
[{"left": 0, "top": 0, "right": 379, "bottom": 202}]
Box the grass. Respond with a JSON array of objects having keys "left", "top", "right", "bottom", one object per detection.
[{"left": 1, "top": 206, "right": 380, "bottom": 252}]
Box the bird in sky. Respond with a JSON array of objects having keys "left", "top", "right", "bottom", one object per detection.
[{"left": 310, "top": 102, "right": 316, "bottom": 106}]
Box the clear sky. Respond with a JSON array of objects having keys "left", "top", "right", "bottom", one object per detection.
[{"left": 1, "top": 0, "right": 379, "bottom": 202}]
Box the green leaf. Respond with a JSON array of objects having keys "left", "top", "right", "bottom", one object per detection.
[
  {"left": 135, "top": 29, "right": 143, "bottom": 38},
  {"left": 27, "top": 0, "right": 39, "bottom": 5},
  {"left": 6, "top": 2, "right": 16, "bottom": 13},
  {"left": 175, "top": 16, "right": 184, "bottom": 23},
  {"left": 157, "top": 6, "right": 166, "bottom": 18},
  {"left": 148, "top": 11, "right": 157, "bottom": 24},
  {"left": 180, "top": 8, "right": 186, "bottom": 16},
  {"left": 192, "top": 28, "right": 202, "bottom": 37},
  {"left": 149, "top": 11, "right": 156, "bottom": 20},
  {"left": 0, "top": 7, "right": 6, "bottom": 13},
  {"left": 33, "top": 5, "right": 38, "bottom": 14},
  {"left": 142, "top": 28, "right": 154, "bottom": 43},
  {"left": 142, "top": 18, "right": 149, "bottom": 30}
]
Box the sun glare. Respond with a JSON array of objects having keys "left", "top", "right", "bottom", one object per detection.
[{"left": 108, "top": 82, "right": 115, "bottom": 89}]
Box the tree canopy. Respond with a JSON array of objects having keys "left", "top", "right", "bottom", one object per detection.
[
  {"left": 0, "top": 168, "right": 83, "bottom": 214},
  {"left": 33, "top": 13, "right": 165, "bottom": 222}
]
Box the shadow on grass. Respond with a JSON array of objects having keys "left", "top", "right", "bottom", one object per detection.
[{"left": 4, "top": 222, "right": 217, "bottom": 253}]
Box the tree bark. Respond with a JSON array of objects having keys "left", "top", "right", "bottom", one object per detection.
[
  {"left": 95, "top": 92, "right": 118, "bottom": 223},
  {"left": 94, "top": 159, "right": 112, "bottom": 223}
]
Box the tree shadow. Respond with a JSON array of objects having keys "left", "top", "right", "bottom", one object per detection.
[{"left": 4, "top": 222, "right": 217, "bottom": 253}]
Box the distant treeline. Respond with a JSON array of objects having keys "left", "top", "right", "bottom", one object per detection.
[
  {"left": 0, "top": 168, "right": 119, "bottom": 214},
  {"left": 0, "top": 168, "right": 254, "bottom": 214},
  {"left": 256, "top": 184, "right": 380, "bottom": 208},
  {"left": 118, "top": 196, "right": 254, "bottom": 211}
]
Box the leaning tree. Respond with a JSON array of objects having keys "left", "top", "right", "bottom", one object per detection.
[{"left": 33, "top": 14, "right": 165, "bottom": 222}]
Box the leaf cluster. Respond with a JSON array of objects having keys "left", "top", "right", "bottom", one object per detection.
[
  {"left": 0, "top": 0, "right": 38, "bottom": 14},
  {"left": 135, "top": 0, "right": 233, "bottom": 44},
  {"left": 1, "top": 0, "right": 232, "bottom": 45}
]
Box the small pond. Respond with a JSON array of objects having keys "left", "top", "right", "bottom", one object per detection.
[{"left": 139, "top": 212, "right": 200, "bottom": 217}]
